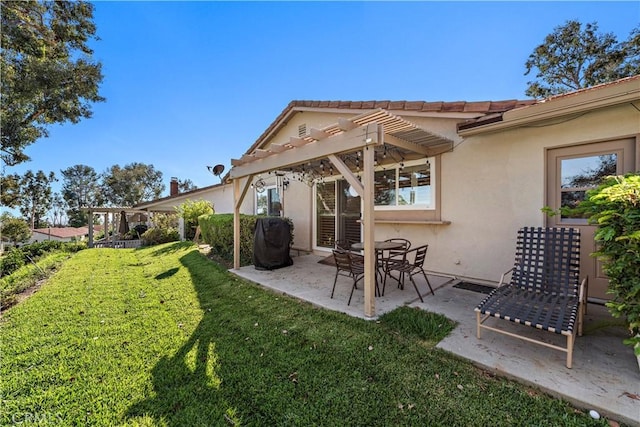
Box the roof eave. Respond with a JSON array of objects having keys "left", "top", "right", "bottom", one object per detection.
[{"left": 458, "top": 77, "right": 640, "bottom": 136}]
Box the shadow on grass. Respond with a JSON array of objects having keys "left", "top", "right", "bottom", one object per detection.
[
  {"left": 126, "top": 250, "right": 240, "bottom": 426},
  {"left": 154, "top": 267, "right": 179, "bottom": 280},
  {"left": 145, "top": 241, "right": 195, "bottom": 257}
]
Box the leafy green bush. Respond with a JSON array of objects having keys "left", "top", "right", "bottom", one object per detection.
[
  {"left": 1, "top": 249, "right": 25, "bottom": 276},
  {"left": 141, "top": 227, "right": 180, "bottom": 246},
  {"left": 584, "top": 173, "right": 640, "bottom": 354},
  {"left": 0, "top": 241, "right": 86, "bottom": 277},
  {"left": 20, "top": 240, "right": 62, "bottom": 258},
  {"left": 198, "top": 214, "right": 294, "bottom": 267},
  {"left": 176, "top": 199, "right": 214, "bottom": 240}
]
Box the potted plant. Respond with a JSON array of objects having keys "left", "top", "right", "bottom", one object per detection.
[{"left": 583, "top": 173, "right": 640, "bottom": 366}]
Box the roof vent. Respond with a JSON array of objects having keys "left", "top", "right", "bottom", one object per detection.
[{"left": 298, "top": 124, "right": 307, "bottom": 137}]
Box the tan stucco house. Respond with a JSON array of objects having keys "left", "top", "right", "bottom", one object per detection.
[{"left": 138, "top": 76, "right": 640, "bottom": 315}]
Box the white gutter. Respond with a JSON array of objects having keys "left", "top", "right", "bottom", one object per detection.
[{"left": 458, "top": 77, "right": 640, "bottom": 136}]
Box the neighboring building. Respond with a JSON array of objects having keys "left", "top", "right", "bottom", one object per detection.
[
  {"left": 141, "top": 76, "right": 640, "bottom": 303},
  {"left": 29, "top": 226, "right": 104, "bottom": 244}
]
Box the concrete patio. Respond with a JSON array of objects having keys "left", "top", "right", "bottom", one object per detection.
[{"left": 231, "top": 252, "right": 640, "bottom": 426}]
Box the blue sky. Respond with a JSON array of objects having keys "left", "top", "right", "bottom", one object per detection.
[{"left": 8, "top": 1, "right": 640, "bottom": 204}]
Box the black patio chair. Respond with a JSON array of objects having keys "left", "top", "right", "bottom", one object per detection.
[
  {"left": 335, "top": 239, "right": 352, "bottom": 251},
  {"left": 331, "top": 249, "right": 380, "bottom": 305},
  {"left": 383, "top": 245, "right": 433, "bottom": 302},
  {"left": 474, "top": 227, "right": 587, "bottom": 368},
  {"left": 379, "top": 238, "right": 411, "bottom": 286}
]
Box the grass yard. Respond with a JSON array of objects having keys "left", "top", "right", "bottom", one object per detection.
[{"left": 0, "top": 242, "right": 611, "bottom": 426}]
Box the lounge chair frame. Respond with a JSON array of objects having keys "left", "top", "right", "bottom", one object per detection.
[{"left": 475, "top": 227, "right": 587, "bottom": 368}]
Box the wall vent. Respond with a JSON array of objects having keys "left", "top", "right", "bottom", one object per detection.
[{"left": 298, "top": 124, "right": 307, "bottom": 137}]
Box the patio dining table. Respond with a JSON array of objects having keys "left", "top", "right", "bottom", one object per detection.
[
  {"left": 350, "top": 241, "right": 404, "bottom": 251},
  {"left": 351, "top": 241, "right": 406, "bottom": 295}
]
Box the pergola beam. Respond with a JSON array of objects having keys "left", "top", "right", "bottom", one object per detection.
[
  {"left": 328, "top": 154, "right": 363, "bottom": 197},
  {"left": 338, "top": 117, "right": 358, "bottom": 131},
  {"left": 229, "top": 123, "right": 382, "bottom": 179},
  {"left": 384, "top": 134, "right": 433, "bottom": 156}
]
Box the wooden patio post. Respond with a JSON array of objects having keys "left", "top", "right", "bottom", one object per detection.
[
  {"left": 362, "top": 145, "right": 376, "bottom": 317},
  {"left": 104, "top": 213, "right": 109, "bottom": 246},
  {"left": 88, "top": 210, "right": 94, "bottom": 248},
  {"left": 234, "top": 178, "right": 242, "bottom": 270}
]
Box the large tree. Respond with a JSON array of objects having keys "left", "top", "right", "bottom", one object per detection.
[
  {"left": 49, "top": 192, "right": 67, "bottom": 227},
  {"left": 0, "top": 172, "right": 21, "bottom": 207},
  {"left": 0, "top": 212, "right": 31, "bottom": 245},
  {"left": 102, "top": 163, "right": 165, "bottom": 206},
  {"left": 1, "top": 1, "right": 104, "bottom": 166},
  {"left": 178, "top": 178, "right": 198, "bottom": 193},
  {"left": 61, "top": 164, "right": 102, "bottom": 226},
  {"left": 525, "top": 20, "right": 640, "bottom": 98},
  {"left": 16, "top": 170, "right": 57, "bottom": 229}
]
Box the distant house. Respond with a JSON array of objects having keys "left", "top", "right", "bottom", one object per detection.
[
  {"left": 135, "top": 177, "right": 250, "bottom": 240},
  {"left": 29, "top": 226, "right": 104, "bottom": 244}
]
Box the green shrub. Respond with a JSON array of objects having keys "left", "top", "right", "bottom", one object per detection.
[
  {"left": 20, "top": 240, "right": 62, "bottom": 259},
  {"left": 176, "top": 199, "right": 214, "bottom": 240},
  {"left": 141, "top": 227, "right": 180, "bottom": 246},
  {"left": 0, "top": 241, "right": 86, "bottom": 277},
  {"left": 1, "top": 249, "right": 25, "bottom": 276},
  {"left": 583, "top": 173, "right": 640, "bottom": 354},
  {"left": 198, "top": 214, "right": 294, "bottom": 267}
]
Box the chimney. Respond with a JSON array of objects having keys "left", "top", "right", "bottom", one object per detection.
[{"left": 170, "top": 177, "right": 179, "bottom": 196}]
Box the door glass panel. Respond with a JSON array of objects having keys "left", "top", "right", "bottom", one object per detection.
[
  {"left": 561, "top": 154, "right": 617, "bottom": 188},
  {"left": 559, "top": 154, "right": 617, "bottom": 221},
  {"left": 316, "top": 181, "right": 336, "bottom": 248},
  {"left": 267, "top": 188, "right": 281, "bottom": 216},
  {"left": 338, "top": 180, "right": 361, "bottom": 244},
  {"left": 256, "top": 193, "right": 268, "bottom": 215}
]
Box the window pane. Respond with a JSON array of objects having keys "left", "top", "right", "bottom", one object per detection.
[
  {"left": 560, "top": 190, "right": 589, "bottom": 220},
  {"left": 561, "top": 154, "right": 617, "bottom": 189},
  {"left": 374, "top": 170, "right": 396, "bottom": 206},
  {"left": 397, "top": 164, "right": 431, "bottom": 207}
]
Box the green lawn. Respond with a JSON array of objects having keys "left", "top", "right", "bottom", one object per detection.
[{"left": 0, "top": 242, "right": 611, "bottom": 426}]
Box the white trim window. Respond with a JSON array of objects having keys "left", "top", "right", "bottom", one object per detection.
[{"left": 374, "top": 158, "right": 435, "bottom": 210}]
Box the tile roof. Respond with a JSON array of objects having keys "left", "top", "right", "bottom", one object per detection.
[
  {"left": 246, "top": 99, "right": 536, "bottom": 156},
  {"left": 543, "top": 74, "right": 640, "bottom": 102},
  {"left": 31, "top": 226, "right": 103, "bottom": 239}
]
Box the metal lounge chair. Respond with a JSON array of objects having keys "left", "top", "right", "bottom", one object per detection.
[{"left": 474, "top": 227, "right": 587, "bottom": 368}]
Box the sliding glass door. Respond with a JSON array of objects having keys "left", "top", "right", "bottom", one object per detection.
[{"left": 315, "top": 180, "right": 361, "bottom": 249}]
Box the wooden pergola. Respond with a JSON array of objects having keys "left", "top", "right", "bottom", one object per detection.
[
  {"left": 82, "top": 206, "right": 170, "bottom": 247},
  {"left": 229, "top": 109, "right": 454, "bottom": 317}
]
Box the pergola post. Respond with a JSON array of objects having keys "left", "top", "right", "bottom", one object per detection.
[
  {"left": 111, "top": 212, "right": 116, "bottom": 246},
  {"left": 88, "top": 210, "right": 94, "bottom": 248},
  {"left": 104, "top": 213, "right": 109, "bottom": 245},
  {"left": 233, "top": 178, "right": 241, "bottom": 269},
  {"left": 362, "top": 146, "right": 376, "bottom": 317}
]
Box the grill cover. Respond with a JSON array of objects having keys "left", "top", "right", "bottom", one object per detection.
[{"left": 253, "top": 218, "right": 293, "bottom": 270}]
